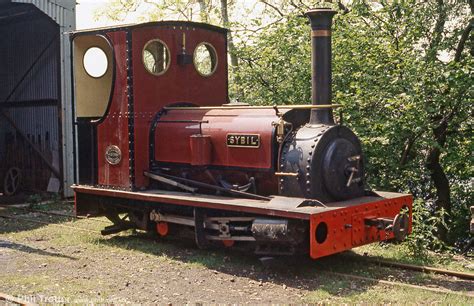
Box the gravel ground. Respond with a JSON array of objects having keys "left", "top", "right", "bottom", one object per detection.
[{"left": 0, "top": 203, "right": 473, "bottom": 304}]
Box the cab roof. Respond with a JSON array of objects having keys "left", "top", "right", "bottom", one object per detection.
[{"left": 70, "top": 20, "right": 228, "bottom": 37}]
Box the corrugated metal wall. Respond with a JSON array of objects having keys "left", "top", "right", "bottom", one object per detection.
[
  {"left": 0, "top": 0, "right": 75, "bottom": 196},
  {"left": 14, "top": 0, "right": 76, "bottom": 197},
  {"left": 4, "top": 106, "right": 59, "bottom": 152},
  {"left": 0, "top": 7, "right": 59, "bottom": 102}
]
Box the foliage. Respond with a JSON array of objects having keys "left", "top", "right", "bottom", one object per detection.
[
  {"left": 232, "top": 1, "right": 473, "bottom": 249},
  {"left": 232, "top": 15, "right": 311, "bottom": 104},
  {"left": 93, "top": 0, "right": 219, "bottom": 23},
  {"left": 406, "top": 199, "right": 450, "bottom": 258}
]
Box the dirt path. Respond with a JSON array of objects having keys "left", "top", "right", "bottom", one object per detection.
[{"left": 1, "top": 204, "right": 473, "bottom": 304}]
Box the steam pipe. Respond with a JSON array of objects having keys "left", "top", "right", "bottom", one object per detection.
[{"left": 305, "top": 8, "right": 337, "bottom": 125}]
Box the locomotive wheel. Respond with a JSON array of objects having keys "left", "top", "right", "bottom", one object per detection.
[{"left": 3, "top": 167, "right": 22, "bottom": 196}]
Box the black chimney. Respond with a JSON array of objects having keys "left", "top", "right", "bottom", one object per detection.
[{"left": 305, "top": 8, "right": 337, "bottom": 125}]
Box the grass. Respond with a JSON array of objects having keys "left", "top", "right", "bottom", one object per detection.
[
  {"left": 305, "top": 280, "right": 473, "bottom": 304},
  {"left": 0, "top": 200, "right": 473, "bottom": 304},
  {"left": 352, "top": 243, "right": 474, "bottom": 273}
]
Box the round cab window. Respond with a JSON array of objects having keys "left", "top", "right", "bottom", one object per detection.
[
  {"left": 143, "top": 39, "right": 170, "bottom": 76},
  {"left": 194, "top": 43, "right": 217, "bottom": 76},
  {"left": 83, "top": 47, "right": 108, "bottom": 78}
]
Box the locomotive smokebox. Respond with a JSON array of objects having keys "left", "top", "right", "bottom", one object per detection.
[{"left": 306, "top": 8, "right": 337, "bottom": 125}]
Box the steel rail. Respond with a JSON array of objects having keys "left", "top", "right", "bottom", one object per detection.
[
  {"left": 327, "top": 271, "right": 474, "bottom": 298},
  {"left": 366, "top": 258, "right": 474, "bottom": 281},
  {"left": 25, "top": 208, "right": 109, "bottom": 224},
  {"left": 343, "top": 253, "right": 474, "bottom": 281},
  {"left": 0, "top": 214, "right": 100, "bottom": 234},
  {"left": 1, "top": 206, "right": 472, "bottom": 282},
  {"left": 0, "top": 204, "right": 110, "bottom": 224},
  {"left": 0, "top": 292, "right": 37, "bottom": 306}
]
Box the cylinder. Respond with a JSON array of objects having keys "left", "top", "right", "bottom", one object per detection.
[{"left": 305, "top": 8, "right": 337, "bottom": 125}]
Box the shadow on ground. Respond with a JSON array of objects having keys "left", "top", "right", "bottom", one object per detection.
[
  {"left": 99, "top": 232, "right": 474, "bottom": 297},
  {"left": 0, "top": 239, "right": 77, "bottom": 260},
  {"left": 0, "top": 202, "right": 75, "bottom": 235}
]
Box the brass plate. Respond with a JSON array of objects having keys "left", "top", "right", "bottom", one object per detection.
[
  {"left": 226, "top": 134, "right": 260, "bottom": 148},
  {"left": 105, "top": 145, "right": 122, "bottom": 165}
]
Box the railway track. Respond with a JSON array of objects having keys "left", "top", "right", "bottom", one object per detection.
[
  {"left": 0, "top": 204, "right": 104, "bottom": 234},
  {"left": 342, "top": 253, "right": 474, "bottom": 281},
  {"left": 1, "top": 205, "right": 473, "bottom": 280},
  {"left": 0, "top": 292, "right": 37, "bottom": 306},
  {"left": 0, "top": 204, "right": 109, "bottom": 223},
  {"left": 326, "top": 271, "right": 474, "bottom": 298},
  {"left": 0, "top": 213, "right": 100, "bottom": 234},
  {"left": 0, "top": 206, "right": 473, "bottom": 299}
]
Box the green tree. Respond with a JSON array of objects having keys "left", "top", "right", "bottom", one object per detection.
[
  {"left": 94, "top": 0, "right": 240, "bottom": 67},
  {"left": 233, "top": 0, "right": 473, "bottom": 248}
]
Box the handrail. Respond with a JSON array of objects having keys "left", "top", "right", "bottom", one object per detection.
[{"left": 164, "top": 104, "right": 342, "bottom": 111}]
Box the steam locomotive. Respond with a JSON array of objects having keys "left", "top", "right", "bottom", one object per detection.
[{"left": 71, "top": 8, "right": 412, "bottom": 259}]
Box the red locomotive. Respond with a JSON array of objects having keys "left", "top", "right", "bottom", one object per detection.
[{"left": 71, "top": 8, "right": 412, "bottom": 259}]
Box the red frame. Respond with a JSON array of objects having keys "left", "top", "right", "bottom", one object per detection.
[
  {"left": 74, "top": 185, "right": 412, "bottom": 259},
  {"left": 309, "top": 194, "right": 412, "bottom": 259}
]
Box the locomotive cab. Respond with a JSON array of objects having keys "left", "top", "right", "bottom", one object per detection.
[
  {"left": 72, "top": 21, "right": 229, "bottom": 189},
  {"left": 71, "top": 11, "right": 413, "bottom": 259}
]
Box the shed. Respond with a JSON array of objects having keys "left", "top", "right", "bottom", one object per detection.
[{"left": 0, "top": 0, "right": 75, "bottom": 197}]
